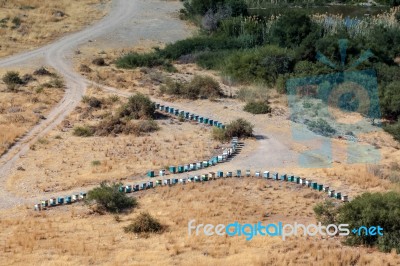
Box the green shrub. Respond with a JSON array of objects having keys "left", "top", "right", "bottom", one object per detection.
[
  {"left": 2, "top": 71, "right": 23, "bottom": 85},
  {"left": 314, "top": 191, "right": 400, "bottom": 253},
  {"left": 313, "top": 200, "right": 338, "bottom": 225},
  {"left": 116, "top": 52, "right": 166, "bottom": 68},
  {"left": 213, "top": 118, "right": 253, "bottom": 141},
  {"left": 92, "top": 57, "right": 106, "bottom": 66},
  {"left": 306, "top": 118, "right": 336, "bottom": 137},
  {"left": 88, "top": 97, "right": 102, "bottom": 108},
  {"left": 243, "top": 101, "right": 271, "bottom": 114},
  {"left": 91, "top": 160, "right": 101, "bottom": 166},
  {"left": 384, "top": 120, "right": 400, "bottom": 142},
  {"left": 337, "top": 192, "right": 400, "bottom": 253},
  {"left": 212, "top": 127, "right": 229, "bottom": 142},
  {"left": 124, "top": 212, "right": 164, "bottom": 234},
  {"left": 185, "top": 75, "right": 222, "bottom": 99},
  {"left": 134, "top": 120, "right": 159, "bottom": 134},
  {"left": 225, "top": 118, "right": 254, "bottom": 138},
  {"left": 119, "top": 93, "right": 156, "bottom": 119},
  {"left": 73, "top": 125, "right": 94, "bottom": 137},
  {"left": 87, "top": 182, "right": 137, "bottom": 213}
]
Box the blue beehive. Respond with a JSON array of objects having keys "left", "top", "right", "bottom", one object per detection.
[
  {"left": 190, "top": 163, "right": 196, "bottom": 170},
  {"left": 125, "top": 185, "right": 132, "bottom": 193},
  {"left": 180, "top": 110, "right": 185, "bottom": 117},
  {"left": 295, "top": 177, "right": 301, "bottom": 184},
  {"left": 335, "top": 192, "right": 342, "bottom": 199},
  {"left": 213, "top": 121, "right": 218, "bottom": 126},
  {"left": 185, "top": 112, "right": 190, "bottom": 119},
  {"left": 148, "top": 182, "right": 154, "bottom": 188},
  {"left": 212, "top": 157, "right": 218, "bottom": 164},
  {"left": 217, "top": 122, "right": 223, "bottom": 128},
  {"left": 263, "top": 171, "right": 270, "bottom": 178},
  {"left": 65, "top": 196, "right": 72, "bottom": 204},
  {"left": 280, "top": 174, "right": 287, "bottom": 181},
  {"left": 317, "top": 184, "right": 323, "bottom": 191},
  {"left": 169, "top": 166, "right": 177, "bottom": 173},
  {"left": 273, "top": 173, "right": 279, "bottom": 180},
  {"left": 204, "top": 118, "right": 209, "bottom": 124},
  {"left": 178, "top": 165, "right": 184, "bottom": 173},
  {"left": 312, "top": 182, "right": 318, "bottom": 190},
  {"left": 199, "top": 117, "right": 204, "bottom": 123},
  {"left": 160, "top": 105, "right": 165, "bottom": 111},
  {"left": 119, "top": 186, "right": 125, "bottom": 192},
  {"left": 202, "top": 161, "right": 209, "bottom": 167},
  {"left": 156, "top": 180, "right": 162, "bottom": 186},
  {"left": 209, "top": 119, "right": 214, "bottom": 125},
  {"left": 49, "top": 198, "right": 57, "bottom": 206},
  {"left": 155, "top": 103, "right": 160, "bottom": 109},
  {"left": 80, "top": 192, "right": 87, "bottom": 199},
  {"left": 217, "top": 171, "right": 224, "bottom": 178},
  {"left": 189, "top": 114, "right": 194, "bottom": 120},
  {"left": 140, "top": 183, "right": 147, "bottom": 190},
  {"left": 169, "top": 107, "right": 174, "bottom": 114},
  {"left": 194, "top": 176, "right": 201, "bottom": 182},
  {"left": 226, "top": 171, "right": 233, "bottom": 177},
  {"left": 57, "top": 197, "right": 64, "bottom": 204},
  {"left": 134, "top": 184, "right": 140, "bottom": 191},
  {"left": 208, "top": 159, "right": 214, "bottom": 166},
  {"left": 194, "top": 115, "right": 199, "bottom": 121},
  {"left": 202, "top": 175, "right": 208, "bottom": 181},
  {"left": 147, "top": 170, "right": 155, "bottom": 178},
  {"left": 288, "top": 175, "right": 295, "bottom": 182},
  {"left": 188, "top": 176, "right": 195, "bottom": 182},
  {"left": 236, "top": 169, "right": 242, "bottom": 177},
  {"left": 174, "top": 109, "right": 179, "bottom": 116},
  {"left": 246, "top": 169, "right": 251, "bottom": 177},
  {"left": 184, "top": 164, "right": 190, "bottom": 171},
  {"left": 196, "top": 162, "right": 202, "bottom": 169},
  {"left": 221, "top": 125, "right": 226, "bottom": 129},
  {"left": 165, "top": 106, "right": 170, "bottom": 112},
  {"left": 217, "top": 155, "right": 223, "bottom": 162}
]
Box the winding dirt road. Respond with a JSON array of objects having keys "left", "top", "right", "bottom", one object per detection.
[{"left": 0, "top": 0, "right": 344, "bottom": 209}]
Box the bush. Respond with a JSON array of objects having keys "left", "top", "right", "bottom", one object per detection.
[
  {"left": 313, "top": 200, "right": 338, "bottom": 225},
  {"left": 87, "top": 182, "right": 137, "bottom": 213},
  {"left": 243, "top": 101, "right": 271, "bottom": 114},
  {"left": 119, "top": 93, "right": 156, "bottom": 119},
  {"left": 162, "top": 75, "right": 222, "bottom": 100},
  {"left": 73, "top": 125, "right": 94, "bottom": 137},
  {"left": 116, "top": 52, "right": 166, "bottom": 68},
  {"left": 213, "top": 118, "right": 253, "bottom": 141},
  {"left": 384, "top": 120, "right": 400, "bottom": 142},
  {"left": 225, "top": 118, "right": 254, "bottom": 138},
  {"left": 124, "top": 212, "right": 164, "bottom": 234},
  {"left": 337, "top": 192, "right": 400, "bottom": 253},
  {"left": 95, "top": 117, "right": 159, "bottom": 136},
  {"left": 2, "top": 71, "right": 23, "bottom": 85},
  {"left": 306, "top": 118, "right": 336, "bottom": 137},
  {"left": 92, "top": 57, "right": 106, "bottom": 66},
  {"left": 88, "top": 97, "right": 102, "bottom": 108},
  {"left": 134, "top": 120, "right": 159, "bottom": 134},
  {"left": 33, "top": 67, "right": 52, "bottom": 76}
]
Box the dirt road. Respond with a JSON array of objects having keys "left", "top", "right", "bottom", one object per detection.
[{"left": 0, "top": 0, "right": 192, "bottom": 208}]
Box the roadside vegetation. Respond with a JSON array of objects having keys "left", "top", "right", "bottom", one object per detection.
[
  {"left": 213, "top": 118, "right": 253, "bottom": 141},
  {"left": 116, "top": 1, "right": 400, "bottom": 141}
]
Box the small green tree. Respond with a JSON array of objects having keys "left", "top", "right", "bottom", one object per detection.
[
  {"left": 313, "top": 200, "right": 338, "bottom": 225},
  {"left": 87, "top": 182, "right": 137, "bottom": 213},
  {"left": 243, "top": 101, "right": 271, "bottom": 114},
  {"left": 225, "top": 118, "right": 253, "bottom": 138},
  {"left": 119, "top": 93, "right": 156, "bottom": 119},
  {"left": 3, "top": 71, "right": 23, "bottom": 87}
]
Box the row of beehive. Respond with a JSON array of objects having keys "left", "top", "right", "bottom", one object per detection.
[
  {"left": 119, "top": 170, "right": 347, "bottom": 201},
  {"left": 155, "top": 102, "right": 226, "bottom": 129},
  {"left": 34, "top": 192, "right": 87, "bottom": 211},
  {"left": 147, "top": 137, "right": 239, "bottom": 178}
]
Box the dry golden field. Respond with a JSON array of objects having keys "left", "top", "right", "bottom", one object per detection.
[
  {"left": 6, "top": 87, "right": 222, "bottom": 196},
  {"left": 0, "top": 67, "right": 64, "bottom": 156},
  {"left": 1, "top": 179, "right": 399, "bottom": 265},
  {"left": 0, "top": 0, "right": 110, "bottom": 57}
]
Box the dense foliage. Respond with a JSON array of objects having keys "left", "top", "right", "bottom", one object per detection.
[
  {"left": 315, "top": 192, "right": 400, "bottom": 253},
  {"left": 124, "top": 212, "right": 164, "bottom": 234},
  {"left": 119, "top": 93, "right": 156, "bottom": 120},
  {"left": 87, "top": 182, "right": 137, "bottom": 213}
]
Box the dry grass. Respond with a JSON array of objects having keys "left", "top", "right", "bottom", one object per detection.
[
  {"left": 1, "top": 179, "right": 399, "bottom": 265},
  {"left": 0, "top": 67, "right": 64, "bottom": 155},
  {"left": 6, "top": 87, "right": 221, "bottom": 196},
  {"left": 0, "top": 0, "right": 110, "bottom": 57}
]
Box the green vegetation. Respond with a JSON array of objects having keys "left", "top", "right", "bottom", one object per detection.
[
  {"left": 306, "top": 118, "right": 336, "bottom": 137},
  {"left": 124, "top": 212, "right": 164, "bottom": 234},
  {"left": 213, "top": 118, "right": 254, "bottom": 141},
  {"left": 315, "top": 192, "right": 400, "bottom": 253},
  {"left": 87, "top": 182, "right": 137, "bottom": 213},
  {"left": 160, "top": 75, "right": 222, "bottom": 99},
  {"left": 2, "top": 71, "right": 23, "bottom": 89},
  {"left": 384, "top": 120, "right": 400, "bottom": 141},
  {"left": 119, "top": 93, "right": 156, "bottom": 120},
  {"left": 72, "top": 125, "right": 94, "bottom": 137},
  {"left": 243, "top": 101, "right": 271, "bottom": 114}
]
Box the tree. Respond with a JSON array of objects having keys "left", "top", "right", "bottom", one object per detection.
[
  {"left": 119, "top": 93, "right": 156, "bottom": 120},
  {"left": 87, "top": 182, "right": 137, "bottom": 213}
]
